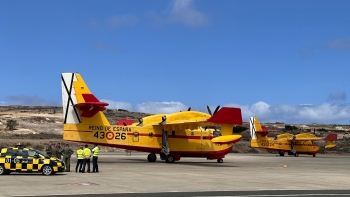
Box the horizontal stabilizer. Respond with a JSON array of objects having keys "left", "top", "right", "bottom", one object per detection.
[
  {"left": 74, "top": 94, "right": 109, "bottom": 118},
  {"left": 211, "top": 135, "right": 242, "bottom": 145},
  {"left": 324, "top": 133, "right": 337, "bottom": 141},
  {"left": 207, "top": 107, "right": 242, "bottom": 125}
]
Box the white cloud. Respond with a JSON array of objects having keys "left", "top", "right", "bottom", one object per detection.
[
  {"left": 0, "top": 101, "right": 6, "bottom": 106},
  {"left": 168, "top": 0, "right": 208, "bottom": 26},
  {"left": 136, "top": 101, "right": 188, "bottom": 114},
  {"left": 325, "top": 39, "right": 350, "bottom": 50},
  {"left": 109, "top": 14, "right": 139, "bottom": 28},
  {"left": 225, "top": 102, "right": 350, "bottom": 124},
  {"left": 100, "top": 99, "right": 133, "bottom": 111},
  {"left": 146, "top": 0, "right": 208, "bottom": 27}
]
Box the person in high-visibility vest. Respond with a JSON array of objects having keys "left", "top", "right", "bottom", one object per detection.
[
  {"left": 75, "top": 145, "right": 84, "bottom": 173},
  {"left": 81, "top": 144, "right": 91, "bottom": 173},
  {"left": 91, "top": 144, "right": 99, "bottom": 173}
]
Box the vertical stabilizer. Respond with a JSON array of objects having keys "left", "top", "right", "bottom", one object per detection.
[
  {"left": 61, "top": 73, "right": 109, "bottom": 125},
  {"left": 61, "top": 73, "right": 81, "bottom": 124},
  {"left": 249, "top": 117, "right": 260, "bottom": 140}
]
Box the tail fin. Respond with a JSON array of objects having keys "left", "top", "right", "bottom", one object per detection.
[
  {"left": 206, "top": 107, "right": 243, "bottom": 136},
  {"left": 207, "top": 107, "right": 242, "bottom": 125},
  {"left": 249, "top": 117, "right": 261, "bottom": 140},
  {"left": 61, "top": 73, "right": 109, "bottom": 125},
  {"left": 324, "top": 133, "right": 337, "bottom": 149},
  {"left": 249, "top": 116, "right": 275, "bottom": 139}
]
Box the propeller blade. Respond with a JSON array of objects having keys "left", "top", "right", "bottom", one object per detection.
[
  {"left": 188, "top": 107, "right": 191, "bottom": 111},
  {"left": 213, "top": 105, "right": 220, "bottom": 115},
  {"left": 207, "top": 105, "right": 212, "bottom": 116}
]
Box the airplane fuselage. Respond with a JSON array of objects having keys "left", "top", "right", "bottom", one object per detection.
[{"left": 251, "top": 137, "right": 320, "bottom": 156}]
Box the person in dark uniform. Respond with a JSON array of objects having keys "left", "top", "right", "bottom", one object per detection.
[
  {"left": 62, "top": 143, "right": 74, "bottom": 172},
  {"left": 51, "top": 143, "right": 59, "bottom": 158},
  {"left": 45, "top": 141, "right": 53, "bottom": 157},
  {"left": 15, "top": 143, "right": 24, "bottom": 148},
  {"left": 57, "top": 142, "right": 63, "bottom": 160}
]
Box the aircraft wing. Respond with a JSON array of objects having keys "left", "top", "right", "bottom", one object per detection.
[
  {"left": 144, "top": 107, "right": 243, "bottom": 129},
  {"left": 283, "top": 133, "right": 337, "bottom": 141}
]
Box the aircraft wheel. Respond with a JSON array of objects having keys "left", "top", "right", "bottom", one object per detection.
[
  {"left": 313, "top": 154, "right": 316, "bottom": 157},
  {"left": 217, "top": 158, "right": 223, "bottom": 163},
  {"left": 147, "top": 153, "right": 157, "bottom": 162},
  {"left": 278, "top": 151, "right": 285, "bottom": 156},
  {"left": 165, "top": 155, "right": 175, "bottom": 163},
  {"left": 294, "top": 153, "right": 299, "bottom": 157}
]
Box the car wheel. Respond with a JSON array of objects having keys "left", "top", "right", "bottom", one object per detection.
[
  {"left": 42, "top": 165, "right": 53, "bottom": 176},
  {"left": 0, "top": 165, "right": 5, "bottom": 175}
]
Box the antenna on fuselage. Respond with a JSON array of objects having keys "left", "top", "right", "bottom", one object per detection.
[
  {"left": 159, "top": 116, "right": 166, "bottom": 125},
  {"left": 136, "top": 118, "right": 143, "bottom": 126}
]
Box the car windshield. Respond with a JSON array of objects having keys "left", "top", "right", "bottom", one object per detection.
[{"left": 33, "top": 149, "right": 50, "bottom": 158}]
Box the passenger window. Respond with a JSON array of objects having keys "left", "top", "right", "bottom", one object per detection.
[
  {"left": 21, "top": 151, "right": 29, "bottom": 158},
  {"left": 6, "top": 149, "right": 14, "bottom": 156},
  {"left": 14, "top": 150, "right": 23, "bottom": 157},
  {"left": 28, "top": 151, "right": 36, "bottom": 157}
]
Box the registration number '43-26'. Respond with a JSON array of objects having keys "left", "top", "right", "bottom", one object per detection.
[{"left": 93, "top": 131, "right": 126, "bottom": 140}]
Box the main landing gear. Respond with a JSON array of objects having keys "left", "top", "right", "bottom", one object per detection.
[
  {"left": 165, "top": 154, "right": 175, "bottom": 163},
  {"left": 217, "top": 158, "right": 223, "bottom": 163},
  {"left": 278, "top": 151, "right": 285, "bottom": 156},
  {"left": 147, "top": 153, "right": 157, "bottom": 162}
]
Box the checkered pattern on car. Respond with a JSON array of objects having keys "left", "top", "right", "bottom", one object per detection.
[{"left": 0, "top": 147, "right": 63, "bottom": 172}]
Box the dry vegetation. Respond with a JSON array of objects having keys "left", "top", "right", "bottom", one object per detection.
[{"left": 0, "top": 106, "right": 349, "bottom": 155}]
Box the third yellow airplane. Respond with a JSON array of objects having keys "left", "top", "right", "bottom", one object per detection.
[
  {"left": 61, "top": 72, "right": 243, "bottom": 163},
  {"left": 249, "top": 116, "right": 337, "bottom": 157}
]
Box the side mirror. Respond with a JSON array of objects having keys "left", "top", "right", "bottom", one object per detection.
[{"left": 34, "top": 153, "right": 39, "bottom": 158}]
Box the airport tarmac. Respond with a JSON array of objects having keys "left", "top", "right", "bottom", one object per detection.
[{"left": 2, "top": 153, "right": 350, "bottom": 197}]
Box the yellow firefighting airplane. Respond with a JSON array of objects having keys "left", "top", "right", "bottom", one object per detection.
[
  {"left": 249, "top": 117, "right": 337, "bottom": 157},
  {"left": 61, "top": 73, "right": 243, "bottom": 163}
]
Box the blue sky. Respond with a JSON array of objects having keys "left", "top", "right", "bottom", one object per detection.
[{"left": 1, "top": 0, "right": 350, "bottom": 124}]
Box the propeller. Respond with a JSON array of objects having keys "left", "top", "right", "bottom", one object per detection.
[
  {"left": 188, "top": 107, "right": 191, "bottom": 111},
  {"left": 206, "top": 105, "right": 221, "bottom": 136},
  {"left": 206, "top": 105, "right": 220, "bottom": 116}
]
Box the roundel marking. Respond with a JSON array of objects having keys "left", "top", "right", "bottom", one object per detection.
[{"left": 106, "top": 131, "right": 114, "bottom": 140}]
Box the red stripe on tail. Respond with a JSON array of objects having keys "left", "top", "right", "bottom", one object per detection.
[{"left": 207, "top": 107, "right": 242, "bottom": 125}]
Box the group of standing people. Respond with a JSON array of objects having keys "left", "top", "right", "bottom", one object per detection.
[
  {"left": 45, "top": 141, "right": 74, "bottom": 172},
  {"left": 45, "top": 141, "right": 99, "bottom": 173}
]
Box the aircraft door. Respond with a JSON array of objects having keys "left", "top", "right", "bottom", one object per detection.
[{"left": 133, "top": 132, "right": 139, "bottom": 142}]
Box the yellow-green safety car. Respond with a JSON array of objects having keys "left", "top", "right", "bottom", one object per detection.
[{"left": 0, "top": 147, "right": 65, "bottom": 175}]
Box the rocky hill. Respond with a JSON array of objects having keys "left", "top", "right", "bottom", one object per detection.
[{"left": 0, "top": 105, "right": 349, "bottom": 154}]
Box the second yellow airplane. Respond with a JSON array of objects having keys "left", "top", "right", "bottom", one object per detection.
[{"left": 249, "top": 116, "right": 337, "bottom": 157}]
